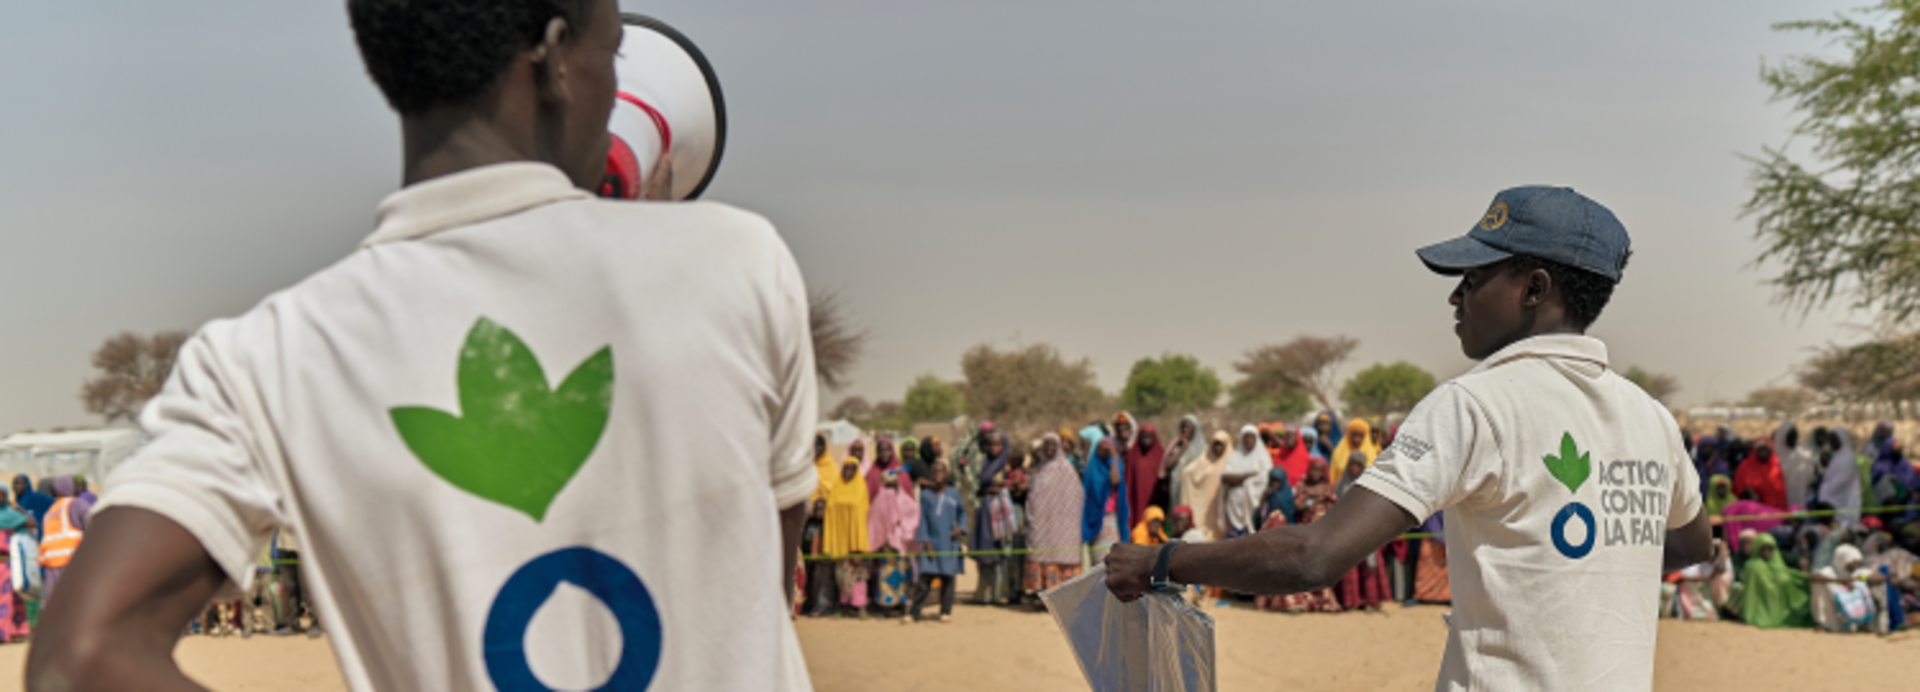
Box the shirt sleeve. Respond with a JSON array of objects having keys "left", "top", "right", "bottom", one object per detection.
[
  {"left": 1666, "top": 422, "right": 1704, "bottom": 529},
  {"left": 763, "top": 227, "right": 821, "bottom": 510},
  {"left": 1353, "top": 383, "right": 1502, "bottom": 521},
  {"left": 90, "top": 324, "right": 285, "bottom": 595}
]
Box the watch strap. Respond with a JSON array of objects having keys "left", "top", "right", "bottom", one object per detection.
[{"left": 1151, "top": 539, "right": 1184, "bottom": 590}]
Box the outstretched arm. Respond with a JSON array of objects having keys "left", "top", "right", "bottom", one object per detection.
[
  {"left": 1106, "top": 486, "right": 1418, "bottom": 600},
  {"left": 27, "top": 507, "right": 225, "bottom": 692}
]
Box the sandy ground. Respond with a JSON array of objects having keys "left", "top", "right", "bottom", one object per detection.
[{"left": 1, "top": 603, "right": 1917, "bottom": 690}]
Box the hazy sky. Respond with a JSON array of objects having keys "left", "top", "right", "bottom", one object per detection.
[{"left": 0, "top": 0, "right": 1875, "bottom": 434}]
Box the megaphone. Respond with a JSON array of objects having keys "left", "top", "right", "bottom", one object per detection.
[{"left": 600, "top": 14, "right": 727, "bottom": 201}]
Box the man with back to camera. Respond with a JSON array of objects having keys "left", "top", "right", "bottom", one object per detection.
[
  {"left": 1108, "top": 186, "right": 1715, "bottom": 690},
  {"left": 28, "top": 1, "right": 819, "bottom": 690}
]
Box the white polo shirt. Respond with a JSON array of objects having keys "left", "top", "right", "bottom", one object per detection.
[
  {"left": 95, "top": 162, "right": 819, "bottom": 691},
  {"left": 1356, "top": 334, "right": 1700, "bottom": 691}
]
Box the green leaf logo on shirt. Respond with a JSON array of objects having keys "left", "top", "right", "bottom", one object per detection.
[
  {"left": 390, "top": 317, "right": 613, "bottom": 522},
  {"left": 1543, "top": 432, "right": 1592, "bottom": 495}
]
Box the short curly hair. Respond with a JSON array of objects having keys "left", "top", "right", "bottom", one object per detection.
[
  {"left": 1503, "top": 252, "right": 1628, "bottom": 329},
  {"left": 347, "top": 0, "right": 598, "bottom": 115}
]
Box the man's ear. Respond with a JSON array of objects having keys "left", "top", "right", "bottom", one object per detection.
[
  {"left": 533, "top": 17, "right": 572, "bottom": 103},
  {"left": 1522, "top": 268, "right": 1552, "bottom": 308}
]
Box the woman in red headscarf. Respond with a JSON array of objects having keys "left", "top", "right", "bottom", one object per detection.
[
  {"left": 1269, "top": 424, "right": 1314, "bottom": 483},
  {"left": 1733, "top": 437, "right": 1789, "bottom": 510},
  {"left": 1124, "top": 423, "right": 1168, "bottom": 530}
]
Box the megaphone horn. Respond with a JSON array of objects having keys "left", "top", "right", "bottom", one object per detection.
[{"left": 600, "top": 13, "right": 728, "bottom": 201}]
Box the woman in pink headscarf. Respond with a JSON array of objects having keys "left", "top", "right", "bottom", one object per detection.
[
  {"left": 865, "top": 438, "right": 902, "bottom": 503},
  {"left": 868, "top": 468, "right": 921, "bottom": 614}
]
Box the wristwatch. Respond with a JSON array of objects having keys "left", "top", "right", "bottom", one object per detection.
[{"left": 1150, "top": 539, "right": 1184, "bottom": 592}]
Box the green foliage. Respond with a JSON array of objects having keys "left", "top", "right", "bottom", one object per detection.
[
  {"left": 1800, "top": 330, "right": 1920, "bottom": 404},
  {"left": 960, "top": 342, "right": 1105, "bottom": 425},
  {"left": 391, "top": 318, "right": 612, "bottom": 522},
  {"left": 1228, "top": 381, "right": 1314, "bottom": 420},
  {"left": 1622, "top": 366, "right": 1682, "bottom": 404},
  {"left": 1745, "top": 0, "right": 1920, "bottom": 322},
  {"left": 901, "top": 373, "right": 967, "bottom": 423},
  {"left": 1339, "top": 361, "right": 1437, "bottom": 417},
  {"left": 1120, "top": 353, "right": 1223, "bottom": 416}
]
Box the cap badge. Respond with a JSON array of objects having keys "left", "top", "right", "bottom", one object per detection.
[{"left": 1479, "top": 201, "right": 1510, "bottom": 231}]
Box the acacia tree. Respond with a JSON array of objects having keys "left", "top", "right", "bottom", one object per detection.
[
  {"left": 1745, "top": 1, "right": 1920, "bottom": 322},
  {"left": 1622, "top": 366, "right": 1682, "bottom": 404},
  {"left": 80, "top": 330, "right": 188, "bottom": 424},
  {"left": 1746, "top": 386, "right": 1818, "bottom": 417},
  {"left": 1799, "top": 331, "right": 1920, "bottom": 405},
  {"left": 1120, "top": 353, "right": 1223, "bottom": 417},
  {"left": 1232, "top": 336, "right": 1358, "bottom": 413},
  {"left": 810, "top": 289, "right": 870, "bottom": 391},
  {"left": 959, "top": 342, "right": 1103, "bottom": 425}
]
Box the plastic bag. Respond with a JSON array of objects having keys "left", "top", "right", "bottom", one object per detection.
[
  {"left": 1039, "top": 565, "right": 1216, "bottom": 692},
  {"left": 8, "top": 532, "right": 41, "bottom": 599}
]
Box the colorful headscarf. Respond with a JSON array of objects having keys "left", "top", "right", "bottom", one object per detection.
[
  {"left": 1300, "top": 428, "right": 1324, "bottom": 461},
  {"left": 868, "top": 468, "right": 920, "bottom": 553},
  {"left": 811, "top": 434, "right": 838, "bottom": 505},
  {"left": 822, "top": 459, "right": 871, "bottom": 557},
  {"left": 1124, "top": 422, "right": 1167, "bottom": 526},
  {"left": 1733, "top": 437, "right": 1788, "bottom": 510},
  {"left": 1027, "top": 433, "right": 1087, "bottom": 565},
  {"left": 1131, "top": 505, "right": 1168, "bottom": 546},
  {"left": 1737, "top": 533, "right": 1813, "bottom": 629},
  {"left": 1082, "top": 437, "right": 1131, "bottom": 544},
  {"left": 1263, "top": 467, "right": 1297, "bottom": 526},
  {"left": 1311, "top": 411, "right": 1343, "bottom": 458},
  {"left": 1178, "top": 430, "right": 1231, "bottom": 542},
  {"left": 1774, "top": 422, "right": 1816, "bottom": 508},
  {"left": 1817, "top": 427, "right": 1862, "bottom": 526},
  {"left": 1330, "top": 418, "right": 1381, "bottom": 484},
  {"left": 1705, "top": 474, "right": 1734, "bottom": 519},
  {"left": 865, "top": 437, "right": 900, "bottom": 503},
  {"left": 1223, "top": 425, "right": 1272, "bottom": 534},
  {"left": 1269, "top": 424, "right": 1313, "bottom": 484}
]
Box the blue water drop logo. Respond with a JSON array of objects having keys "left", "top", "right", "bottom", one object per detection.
[{"left": 484, "top": 547, "right": 663, "bottom": 691}]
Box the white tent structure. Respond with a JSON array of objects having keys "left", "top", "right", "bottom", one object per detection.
[
  {"left": 0, "top": 429, "right": 146, "bottom": 487},
  {"left": 816, "top": 419, "right": 862, "bottom": 447}
]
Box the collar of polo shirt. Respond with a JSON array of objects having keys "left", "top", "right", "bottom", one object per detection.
[
  {"left": 362, "top": 162, "right": 593, "bottom": 248},
  {"left": 1469, "top": 333, "right": 1609, "bottom": 375}
]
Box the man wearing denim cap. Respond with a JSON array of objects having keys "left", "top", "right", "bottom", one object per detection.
[{"left": 1109, "top": 186, "right": 1713, "bottom": 690}]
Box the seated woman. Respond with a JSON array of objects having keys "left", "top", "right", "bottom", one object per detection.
[
  {"left": 1665, "top": 538, "right": 1732, "bottom": 621},
  {"left": 1811, "top": 544, "right": 1879, "bottom": 633},
  {"left": 1738, "top": 533, "right": 1812, "bottom": 629}
]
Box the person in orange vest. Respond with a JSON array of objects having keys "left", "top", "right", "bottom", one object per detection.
[{"left": 37, "top": 477, "right": 88, "bottom": 601}]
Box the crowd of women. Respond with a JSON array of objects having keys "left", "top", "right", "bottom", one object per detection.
[
  {"left": 1666, "top": 421, "right": 1920, "bottom": 634},
  {"left": 795, "top": 410, "right": 1920, "bottom": 634},
  {"left": 796, "top": 411, "right": 1454, "bottom": 622}
]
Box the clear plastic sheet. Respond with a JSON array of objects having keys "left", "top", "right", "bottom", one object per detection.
[{"left": 1039, "top": 565, "right": 1216, "bottom": 692}]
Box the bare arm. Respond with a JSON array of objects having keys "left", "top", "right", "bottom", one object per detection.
[
  {"left": 780, "top": 501, "right": 806, "bottom": 607},
  {"left": 1661, "top": 506, "right": 1712, "bottom": 573},
  {"left": 27, "top": 507, "right": 225, "bottom": 692},
  {"left": 1106, "top": 485, "right": 1417, "bottom": 599},
  {"left": 1219, "top": 471, "right": 1256, "bottom": 488}
]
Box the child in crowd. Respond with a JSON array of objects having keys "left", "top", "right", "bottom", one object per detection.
[{"left": 910, "top": 462, "right": 966, "bottom": 623}]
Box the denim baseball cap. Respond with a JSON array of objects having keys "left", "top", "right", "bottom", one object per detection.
[{"left": 1416, "top": 186, "right": 1631, "bottom": 282}]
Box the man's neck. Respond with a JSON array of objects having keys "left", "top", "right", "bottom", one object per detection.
[{"left": 399, "top": 104, "right": 541, "bottom": 187}]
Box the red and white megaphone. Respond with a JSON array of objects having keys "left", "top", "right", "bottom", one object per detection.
[{"left": 600, "top": 14, "right": 727, "bottom": 201}]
